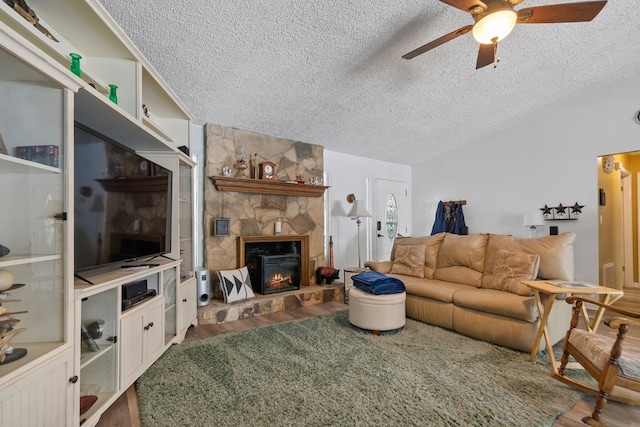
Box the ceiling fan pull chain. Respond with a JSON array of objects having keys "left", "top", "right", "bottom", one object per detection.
[{"left": 492, "top": 39, "right": 500, "bottom": 69}]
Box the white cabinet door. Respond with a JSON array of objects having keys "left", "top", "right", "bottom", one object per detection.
[
  {"left": 120, "top": 307, "right": 146, "bottom": 388},
  {"left": 120, "top": 297, "right": 164, "bottom": 388},
  {"left": 0, "top": 349, "right": 74, "bottom": 427},
  {"left": 146, "top": 298, "right": 165, "bottom": 365},
  {"left": 179, "top": 277, "right": 198, "bottom": 331}
]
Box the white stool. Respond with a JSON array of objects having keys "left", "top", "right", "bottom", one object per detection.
[{"left": 348, "top": 287, "right": 406, "bottom": 335}]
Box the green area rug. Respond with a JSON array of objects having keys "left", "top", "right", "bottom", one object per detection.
[{"left": 137, "top": 310, "right": 586, "bottom": 427}]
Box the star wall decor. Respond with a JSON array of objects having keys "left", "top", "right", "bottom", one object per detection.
[
  {"left": 538, "top": 203, "right": 584, "bottom": 220},
  {"left": 540, "top": 205, "right": 553, "bottom": 218},
  {"left": 571, "top": 202, "right": 584, "bottom": 215}
]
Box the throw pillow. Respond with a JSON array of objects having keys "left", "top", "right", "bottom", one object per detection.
[
  {"left": 390, "top": 245, "right": 425, "bottom": 278},
  {"left": 492, "top": 249, "right": 540, "bottom": 296},
  {"left": 218, "top": 266, "right": 255, "bottom": 303}
]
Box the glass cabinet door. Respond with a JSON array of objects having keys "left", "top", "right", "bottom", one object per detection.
[
  {"left": 163, "top": 266, "right": 177, "bottom": 345},
  {"left": 0, "top": 46, "right": 69, "bottom": 380},
  {"left": 178, "top": 159, "right": 194, "bottom": 281}
]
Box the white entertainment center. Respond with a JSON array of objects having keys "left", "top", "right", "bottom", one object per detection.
[{"left": 0, "top": 1, "right": 197, "bottom": 425}]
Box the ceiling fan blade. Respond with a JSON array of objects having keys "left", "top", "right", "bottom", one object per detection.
[
  {"left": 440, "top": 0, "right": 487, "bottom": 13},
  {"left": 402, "top": 25, "right": 473, "bottom": 60},
  {"left": 476, "top": 43, "right": 495, "bottom": 69},
  {"left": 517, "top": 1, "right": 607, "bottom": 24}
]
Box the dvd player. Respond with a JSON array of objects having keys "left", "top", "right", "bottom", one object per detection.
[{"left": 122, "top": 289, "right": 157, "bottom": 311}]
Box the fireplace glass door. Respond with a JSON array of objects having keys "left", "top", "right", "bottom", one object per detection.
[{"left": 257, "top": 254, "right": 301, "bottom": 294}]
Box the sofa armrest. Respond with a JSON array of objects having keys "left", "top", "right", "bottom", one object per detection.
[{"left": 364, "top": 260, "right": 393, "bottom": 274}]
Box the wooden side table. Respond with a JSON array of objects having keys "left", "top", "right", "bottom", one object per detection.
[
  {"left": 522, "top": 280, "right": 624, "bottom": 374},
  {"left": 343, "top": 267, "right": 366, "bottom": 303}
]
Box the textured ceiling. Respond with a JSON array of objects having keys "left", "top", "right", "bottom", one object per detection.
[{"left": 99, "top": 0, "right": 640, "bottom": 165}]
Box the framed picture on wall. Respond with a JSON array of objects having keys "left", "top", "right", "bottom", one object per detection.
[{"left": 214, "top": 217, "right": 230, "bottom": 237}]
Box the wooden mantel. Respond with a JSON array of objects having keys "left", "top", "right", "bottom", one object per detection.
[{"left": 209, "top": 176, "right": 329, "bottom": 197}]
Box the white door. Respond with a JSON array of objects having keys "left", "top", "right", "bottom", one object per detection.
[{"left": 374, "top": 179, "right": 408, "bottom": 260}]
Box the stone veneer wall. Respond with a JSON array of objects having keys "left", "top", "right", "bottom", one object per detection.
[{"left": 205, "top": 124, "right": 325, "bottom": 299}]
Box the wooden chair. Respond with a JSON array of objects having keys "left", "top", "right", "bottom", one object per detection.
[{"left": 553, "top": 296, "right": 640, "bottom": 426}]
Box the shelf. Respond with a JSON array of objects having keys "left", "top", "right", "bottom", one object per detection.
[
  {"left": 80, "top": 341, "right": 113, "bottom": 369},
  {"left": 96, "top": 175, "right": 169, "bottom": 192},
  {"left": 0, "top": 154, "right": 62, "bottom": 174},
  {"left": 209, "top": 176, "right": 329, "bottom": 197},
  {"left": 75, "top": 88, "right": 177, "bottom": 153},
  {"left": 142, "top": 116, "right": 174, "bottom": 143},
  {"left": 80, "top": 391, "right": 116, "bottom": 426},
  {"left": 0, "top": 254, "right": 61, "bottom": 268},
  {"left": 0, "top": 342, "right": 62, "bottom": 379}
]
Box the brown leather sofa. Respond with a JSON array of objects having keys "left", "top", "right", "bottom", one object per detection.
[{"left": 365, "top": 232, "right": 576, "bottom": 353}]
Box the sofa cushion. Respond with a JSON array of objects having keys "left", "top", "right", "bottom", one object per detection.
[
  {"left": 490, "top": 249, "right": 540, "bottom": 296},
  {"left": 452, "top": 288, "right": 539, "bottom": 323},
  {"left": 482, "top": 233, "right": 575, "bottom": 288},
  {"left": 390, "top": 245, "right": 425, "bottom": 278},
  {"left": 393, "top": 275, "right": 474, "bottom": 303},
  {"left": 433, "top": 233, "right": 488, "bottom": 287},
  {"left": 391, "top": 233, "right": 445, "bottom": 279}
]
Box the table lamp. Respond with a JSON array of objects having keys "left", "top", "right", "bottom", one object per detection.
[{"left": 523, "top": 212, "right": 545, "bottom": 238}]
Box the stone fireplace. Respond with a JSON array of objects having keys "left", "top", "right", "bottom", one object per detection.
[{"left": 205, "top": 124, "right": 326, "bottom": 301}]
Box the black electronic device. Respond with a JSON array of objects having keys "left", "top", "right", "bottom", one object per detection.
[
  {"left": 550, "top": 226, "right": 559, "bottom": 236},
  {"left": 122, "top": 289, "right": 157, "bottom": 311},
  {"left": 73, "top": 123, "right": 172, "bottom": 272},
  {"left": 121, "top": 280, "right": 158, "bottom": 311},
  {"left": 122, "top": 279, "right": 148, "bottom": 300}
]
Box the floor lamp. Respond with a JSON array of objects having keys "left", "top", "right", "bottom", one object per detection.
[{"left": 348, "top": 200, "right": 371, "bottom": 268}]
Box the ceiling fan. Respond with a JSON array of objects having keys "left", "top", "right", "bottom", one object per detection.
[{"left": 402, "top": 0, "right": 607, "bottom": 69}]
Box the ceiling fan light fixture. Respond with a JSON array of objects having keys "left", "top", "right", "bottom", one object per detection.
[{"left": 472, "top": 9, "right": 518, "bottom": 44}]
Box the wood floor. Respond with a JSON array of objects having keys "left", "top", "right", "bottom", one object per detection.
[{"left": 98, "top": 299, "right": 640, "bottom": 427}]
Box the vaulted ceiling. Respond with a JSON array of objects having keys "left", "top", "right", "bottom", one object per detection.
[{"left": 101, "top": 1, "right": 640, "bottom": 165}]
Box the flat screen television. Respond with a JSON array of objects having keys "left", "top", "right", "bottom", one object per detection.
[{"left": 74, "top": 123, "right": 172, "bottom": 272}]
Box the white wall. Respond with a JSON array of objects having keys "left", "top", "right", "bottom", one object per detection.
[
  {"left": 412, "top": 75, "right": 640, "bottom": 283},
  {"left": 325, "top": 150, "right": 412, "bottom": 272}
]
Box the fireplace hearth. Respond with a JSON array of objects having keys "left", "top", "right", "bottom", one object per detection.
[{"left": 257, "top": 254, "right": 301, "bottom": 294}]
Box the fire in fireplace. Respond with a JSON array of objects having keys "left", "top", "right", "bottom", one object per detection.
[{"left": 257, "top": 254, "right": 301, "bottom": 294}]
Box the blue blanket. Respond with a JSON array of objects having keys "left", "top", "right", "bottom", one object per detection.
[{"left": 352, "top": 271, "right": 405, "bottom": 295}]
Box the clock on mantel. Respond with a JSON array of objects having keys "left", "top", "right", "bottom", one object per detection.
[
  {"left": 209, "top": 176, "right": 329, "bottom": 198},
  {"left": 259, "top": 161, "right": 276, "bottom": 180}
]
